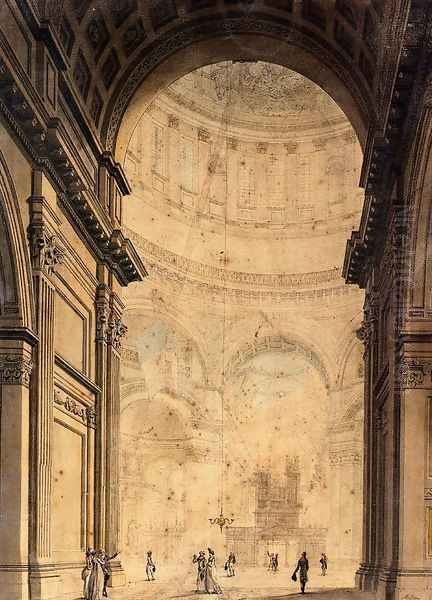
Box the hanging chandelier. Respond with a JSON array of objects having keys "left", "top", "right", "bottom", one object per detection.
[
  {"left": 209, "top": 63, "right": 234, "bottom": 534},
  {"left": 209, "top": 511, "right": 234, "bottom": 533}
]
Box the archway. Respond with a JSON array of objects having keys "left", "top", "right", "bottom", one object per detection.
[{"left": 118, "top": 54, "right": 365, "bottom": 597}]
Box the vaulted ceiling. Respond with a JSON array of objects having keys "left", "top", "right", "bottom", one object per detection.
[{"left": 29, "top": 0, "right": 382, "bottom": 151}]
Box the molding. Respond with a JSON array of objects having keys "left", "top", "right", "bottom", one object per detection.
[
  {"left": 54, "top": 354, "right": 101, "bottom": 395},
  {"left": 0, "top": 327, "right": 38, "bottom": 346},
  {"left": 125, "top": 227, "right": 344, "bottom": 290},
  {"left": 0, "top": 354, "right": 33, "bottom": 386}
]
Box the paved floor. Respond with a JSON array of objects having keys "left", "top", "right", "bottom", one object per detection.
[{"left": 108, "top": 567, "right": 372, "bottom": 600}]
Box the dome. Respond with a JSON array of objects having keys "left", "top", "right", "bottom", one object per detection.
[{"left": 124, "top": 62, "right": 363, "bottom": 279}]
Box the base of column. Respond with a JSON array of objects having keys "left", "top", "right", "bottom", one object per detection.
[
  {"left": 391, "top": 569, "right": 432, "bottom": 600},
  {"left": 108, "top": 561, "right": 126, "bottom": 588},
  {"left": 356, "top": 562, "right": 379, "bottom": 592},
  {"left": 0, "top": 568, "right": 29, "bottom": 600},
  {"left": 29, "top": 567, "right": 61, "bottom": 600}
]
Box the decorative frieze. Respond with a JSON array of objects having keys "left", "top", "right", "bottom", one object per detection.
[
  {"left": 54, "top": 388, "right": 96, "bottom": 428},
  {"left": 0, "top": 355, "right": 33, "bottom": 386},
  {"left": 329, "top": 448, "right": 362, "bottom": 466}
]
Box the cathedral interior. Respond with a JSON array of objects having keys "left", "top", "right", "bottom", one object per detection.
[{"left": 0, "top": 1, "right": 431, "bottom": 600}]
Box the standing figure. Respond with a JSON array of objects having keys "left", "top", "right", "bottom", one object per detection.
[
  {"left": 320, "top": 553, "right": 328, "bottom": 576},
  {"left": 225, "top": 552, "right": 236, "bottom": 577},
  {"left": 267, "top": 552, "right": 274, "bottom": 571},
  {"left": 85, "top": 550, "right": 105, "bottom": 600},
  {"left": 205, "top": 548, "right": 222, "bottom": 594},
  {"left": 82, "top": 548, "right": 95, "bottom": 599},
  {"left": 193, "top": 551, "right": 207, "bottom": 592},
  {"left": 293, "top": 552, "right": 309, "bottom": 594},
  {"left": 273, "top": 553, "right": 279, "bottom": 572},
  {"left": 99, "top": 549, "right": 119, "bottom": 597},
  {"left": 146, "top": 551, "right": 156, "bottom": 581}
]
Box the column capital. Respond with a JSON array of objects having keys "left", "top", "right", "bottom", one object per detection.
[
  {"left": 28, "top": 223, "right": 65, "bottom": 277},
  {"left": 399, "top": 357, "right": 432, "bottom": 389},
  {"left": 0, "top": 354, "right": 33, "bottom": 387},
  {"left": 96, "top": 284, "right": 110, "bottom": 343},
  {"left": 107, "top": 314, "right": 127, "bottom": 352}
]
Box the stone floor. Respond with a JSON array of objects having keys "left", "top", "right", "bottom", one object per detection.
[{"left": 107, "top": 567, "right": 372, "bottom": 600}]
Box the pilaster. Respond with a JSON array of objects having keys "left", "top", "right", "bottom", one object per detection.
[
  {"left": 94, "top": 278, "right": 126, "bottom": 587},
  {"left": 0, "top": 335, "right": 34, "bottom": 600},
  {"left": 356, "top": 288, "right": 379, "bottom": 592},
  {"left": 27, "top": 171, "right": 63, "bottom": 599},
  {"left": 105, "top": 291, "right": 126, "bottom": 587}
]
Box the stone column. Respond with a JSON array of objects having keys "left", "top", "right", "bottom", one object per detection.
[
  {"left": 0, "top": 335, "right": 34, "bottom": 600},
  {"left": 27, "top": 174, "right": 64, "bottom": 599}
]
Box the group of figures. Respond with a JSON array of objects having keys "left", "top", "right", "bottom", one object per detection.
[
  {"left": 192, "top": 548, "right": 233, "bottom": 594},
  {"left": 82, "top": 548, "right": 119, "bottom": 600}
]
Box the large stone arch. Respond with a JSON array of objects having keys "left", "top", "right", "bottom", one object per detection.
[
  {"left": 109, "top": 29, "right": 372, "bottom": 164},
  {"left": 123, "top": 303, "right": 210, "bottom": 386},
  {"left": 0, "top": 150, "right": 33, "bottom": 332},
  {"left": 405, "top": 89, "right": 432, "bottom": 315},
  {"left": 225, "top": 334, "right": 331, "bottom": 389}
]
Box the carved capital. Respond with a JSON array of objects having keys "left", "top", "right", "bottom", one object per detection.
[
  {"left": 28, "top": 226, "right": 65, "bottom": 276},
  {"left": 107, "top": 315, "right": 127, "bottom": 351},
  {"left": 0, "top": 355, "right": 33, "bottom": 386},
  {"left": 399, "top": 358, "right": 432, "bottom": 389},
  {"left": 95, "top": 284, "right": 110, "bottom": 343},
  {"left": 357, "top": 295, "right": 378, "bottom": 348}
]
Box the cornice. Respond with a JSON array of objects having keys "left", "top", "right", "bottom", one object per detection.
[
  {"left": 0, "top": 327, "right": 38, "bottom": 346},
  {"left": 343, "top": 3, "right": 431, "bottom": 288},
  {"left": 0, "top": 51, "right": 146, "bottom": 286},
  {"left": 124, "top": 227, "right": 344, "bottom": 290}
]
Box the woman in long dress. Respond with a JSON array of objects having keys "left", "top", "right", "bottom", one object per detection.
[
  {"left": 85, "top": 550, "right": 105, "bottom": 600},
  {"left": 205, "top": 548, "right": 222, "bottom": 595},
  {"left": 193, "top": 551, "right": 207, "bottom": 592}
]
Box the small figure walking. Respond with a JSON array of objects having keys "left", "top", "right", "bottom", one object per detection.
[
  {"left": 320, "top": 553, "right": 328, "bottom": 576},
  {"left": 225, "top": 552, "right": 236, "bottom": 577},
  {"left": 146, "top": 551, "right": 156, "bottom": 581},
  {"left": 292, "top": 551, "right": 309, "bottom": 594}
]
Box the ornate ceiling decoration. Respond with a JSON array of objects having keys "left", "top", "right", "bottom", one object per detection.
[{"left": 164, "top": 62, "right": 345, "bottom": 135}]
